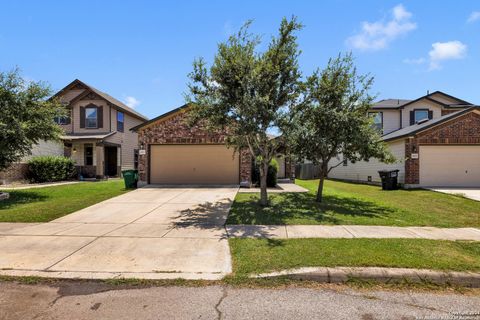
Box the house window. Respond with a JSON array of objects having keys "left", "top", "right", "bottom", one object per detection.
[
  {"left": 54, "top": 116, "right": 69, "bottom": 125},
  {"left": 368, "top": 112, "right": 383, "bottom": 132},
  {"left": 117, "top": 111, "right": 124, "bottom": 132},
  {"left": 85, "top": 144, "right": 94, "bottom": 166},
  {"left": 85, "top": 107, "right": 98, "bottom": 128},
  {"left": 134, "top": 149, "right": 139, "bottom": 169},
  {"left": 414, "top": 110, "right": 429, "bottom": 123}
]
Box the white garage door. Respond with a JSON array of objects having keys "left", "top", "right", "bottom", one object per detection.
[
  {"left": 419, "top": 146, "right": 480, "bottom": 187},
  {"left": 150, "top": 144, "right": 240, "bottom": 185}
]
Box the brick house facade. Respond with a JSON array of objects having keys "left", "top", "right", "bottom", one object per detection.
[
  {"left": 134, "top": 105, "right": 295, "bottom": 186},
  {"left": 136, "top": 107, "right": 252, "bottom": 185},
  {"left": 404, "top": 111, "right": 480, "bottom": 184}
]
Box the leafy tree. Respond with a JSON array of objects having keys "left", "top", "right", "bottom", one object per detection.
[
  {"left": 187, "top": 18, "right": 303, "bottom": 206},
  {"left": 0, "top": 69, "right": 65, "bottom": 171},
  {"left": 289, "top": 53, "right": 394, "bottom": 202}
]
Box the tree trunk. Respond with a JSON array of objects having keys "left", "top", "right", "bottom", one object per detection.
[
  {"left": 259, "top": 161, "right": 269, "bottom": 206},
  {"left": 316, "top": 162, "right": 328, "bottom": 203}
]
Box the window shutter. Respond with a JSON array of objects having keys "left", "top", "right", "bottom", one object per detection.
[
  {"left": 98, "top": 106, "right": 103, "bottom": 128},
  {"left": 428, "top": 110, "right": 433, "bottom": 119},
  {"left": 409, "top": 110, "right": 415, "bottom": 125},
  {"left": 80, "top": 107, "right": 85, "bottom": 128}
]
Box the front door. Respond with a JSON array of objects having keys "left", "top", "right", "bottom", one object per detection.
[{"left": 104, "top": 146, "right": 118, "bottom": 177}]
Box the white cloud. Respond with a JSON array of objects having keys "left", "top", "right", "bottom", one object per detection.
[
  {"left": 428, "top": 41, "right": 467, "bottom": 70},
  {"left": 467, "top": 11, "right": 480, "bottom": 23},
  {"left": 346, "top": 4, "right": 417, "bottom": 51},
  {"left": 124, "top": 96, "right": 140, "bottom": 109},
  {"left": 403, "top": 57, "right": 426, "bottom": 65}
]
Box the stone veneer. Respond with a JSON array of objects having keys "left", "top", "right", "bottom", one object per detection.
[
  {"left": 137, "top": 110, "right": 252, "bottom": 184},
  {"left": 404, "top": 111, "right": 480, "bottom": 185},
  {"left": 0, "top": 163, "right": 29, "bottom": 183}
]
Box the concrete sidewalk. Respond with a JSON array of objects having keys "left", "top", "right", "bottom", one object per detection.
[{"left": 226, "top": 225, "right": 480, "bottom": 241}]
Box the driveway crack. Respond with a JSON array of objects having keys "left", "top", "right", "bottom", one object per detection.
[{"left": 215, "top": 286, "right": 228, "bottom": 320}]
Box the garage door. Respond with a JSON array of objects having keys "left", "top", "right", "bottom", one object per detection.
[
  {"left": 150, "top": 145, "right": 240, "bottom": 184},
  {"left": 419, "top": 146, "right": 480, "bottom": 187}
]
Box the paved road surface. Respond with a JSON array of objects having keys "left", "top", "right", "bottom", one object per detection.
[{"left": 1, "top": 282, "right": 479, "bottom": 320}]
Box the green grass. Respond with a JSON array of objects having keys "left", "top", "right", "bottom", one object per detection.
[
  {"left": 0, "top": 180, "right": 129, "bottom": 222},
  {"left": 229, "top": 238, "right": 480, "bottom": 276},
  {"left": 227, "top": 179, "right": 480, "bottom": 227}
]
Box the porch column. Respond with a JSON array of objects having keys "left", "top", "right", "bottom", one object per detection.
[{"left": 96, "top": 145, "right": 104, "bottom": 177}]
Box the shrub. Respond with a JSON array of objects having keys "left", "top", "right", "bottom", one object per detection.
[
  {"left": 27, "top": 156, "right": 76, "bottom": 183},
  {"left": 267, "top": 158, "right": 279, "bottom": 187},
  {"left": 251, "top": 158, "right": 279, "bottom": 187}
]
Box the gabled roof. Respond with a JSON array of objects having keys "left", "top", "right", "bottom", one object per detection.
[
  {"left": 382, "top": 106, "right": 480, "bottom": 142},
  {"left": 53, "top": 79, "right": 148, "bottom": 121},
  {"left": 130, "top": 103, "right": 191, "bottom": 131},
  {"left": 370, "top": 91, "right": 473, "bottom": 110}
]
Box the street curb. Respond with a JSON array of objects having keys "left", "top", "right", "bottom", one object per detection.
[{"left": 251, "top": 267, "right": 480, "bottom": 287}]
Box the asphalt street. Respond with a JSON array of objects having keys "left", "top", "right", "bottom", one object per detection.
[{"left": 1, "top": 282, "right": 480, "bottom": 320}]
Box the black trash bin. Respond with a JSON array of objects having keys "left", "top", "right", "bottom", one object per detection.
[{"left": 378, "top": 169, "right": 399, "bottom": 190}]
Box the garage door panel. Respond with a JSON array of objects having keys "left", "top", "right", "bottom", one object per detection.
[
  {"left": 419, "top": 146, "right": 480, "bottom": 187},
  {"left": 150, "top": 145, "right": 240, "bottom": 185}
]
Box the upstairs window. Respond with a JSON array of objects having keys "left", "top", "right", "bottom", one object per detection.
[
  {"left": 85, "top": 107, "right": 98, "bottom": 128},
  {"left": 414, "top": 110, "right": 429, "bottom": 123},
  {"left": 368, "top": 112, "right": 383, "bottom": 132},
  {"left": 117, "top": 111, "right": 124, "bottom": 132},
  {"left": 54, "top": 116, "right": 69, "bottom": 125}
]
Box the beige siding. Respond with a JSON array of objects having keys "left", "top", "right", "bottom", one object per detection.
[
  {"left": 58, "top": 89, "right": 84, "bottom": 104},
  {"left": 71, "top": 99, "right": 111, "bottom": 133},
  {"left": 380, "top": 109, "right": 401, "bottom": 134},
  {"left": 275, "top": 156, "right": 286, "bottom": 178},
  {"left": 329, "top": 140, "right": 405, "bottom": 184},
  {"left": 21, "top": 140, "right": 64, "bottom": 162},
  {"left": 401, "top": 99, "right": 443, "bottom": 128},
  {"left": 70, "top": 141, "right": 98, "bottom": 166},
  {"left": 104, "top": 112, "right": 143, "bottom": 170}
]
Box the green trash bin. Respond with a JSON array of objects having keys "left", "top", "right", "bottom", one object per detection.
[{"left": 122, "top": 170, "right": 138, "bottom": 189}]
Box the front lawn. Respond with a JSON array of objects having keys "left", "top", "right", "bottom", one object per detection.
[
  {"left": 229, "top": 238, "right": 480, "bottom": 276},
  {"left": 0, "top": 180, "right": 129, "bottom": 222},
  {"left": 227, "top": 179, "right": 480, "bottom": 227}
]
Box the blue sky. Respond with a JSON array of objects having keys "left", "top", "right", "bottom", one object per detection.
[{"left": 1, "top": 1, "right": 479, "bottom": 119}]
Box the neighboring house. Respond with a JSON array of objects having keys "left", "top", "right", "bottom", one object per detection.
[
  {"left": 131, "top": 104, "right": 295, "bottom": 186},
  {"left": 329, "top": 91, "right": 480, "bottom": 187},
  {"left": 0, "top": 79, "right": 148, "bottom": 183}
]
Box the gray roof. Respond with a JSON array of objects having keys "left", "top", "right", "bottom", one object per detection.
[
  {"left": 61, "top": 132, "right": 116, "bottom": 140},
  {"left": 371, "top": 99, "right": 412, "bottom": 109},
  {"left": 382, "top": 106, "right": 479, "bottom": 142}
]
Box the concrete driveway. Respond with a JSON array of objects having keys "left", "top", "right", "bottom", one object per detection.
[
  {"left": 429, "top": 188, "right": 480, "bottom": 202},
  {"left": 0, "top": 186, "right": 238, "bottom": 280}
]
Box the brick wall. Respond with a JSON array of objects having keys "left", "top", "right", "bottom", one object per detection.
[
  {"left": 405, "top": 111, "right": 480, "bottom": 184},
  {"left": 137, "top": 110, "right": 252, "bottom": 184},
  {"left": 441, "top": 109, "right": 462, "bottom": 116},
  {"left": 0, "top": 163, "right": 29, "bottom": 183}
]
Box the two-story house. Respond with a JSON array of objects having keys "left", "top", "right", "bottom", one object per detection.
[
  {"left": 0, "top": 79, "right": 148, "bottom": 182},
  {"left": 329, "top": 91, "right": 480, "bottom": 187}
]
